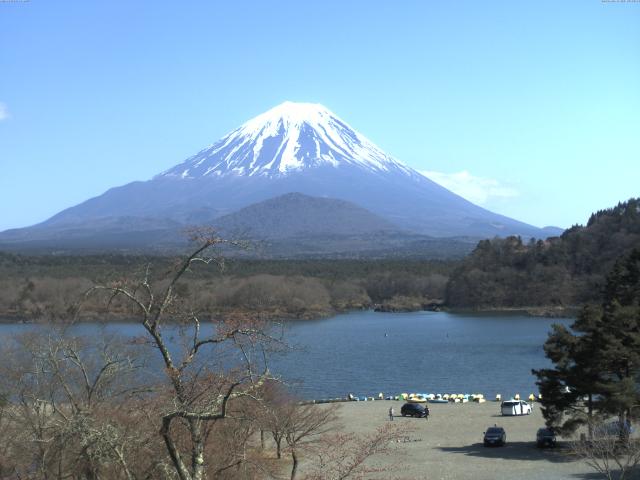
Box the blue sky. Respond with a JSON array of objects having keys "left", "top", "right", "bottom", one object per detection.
[{"left": 0, "top": 0, "right": 638, "bottom": 231}]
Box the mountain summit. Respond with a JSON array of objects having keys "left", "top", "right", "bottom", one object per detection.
[
  {"left": 0, "top": 102, "right": 557, "bottom": 252},
  {"left": 159, "top": 102, "right": 414, "bottom": 178}
]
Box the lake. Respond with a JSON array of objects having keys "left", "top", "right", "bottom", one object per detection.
[
  {"left": 273, "top": 310, "right": 571, "bottom": 400},
  {"left": 0, "top": 310, "right": 571, "bottom": 401}
]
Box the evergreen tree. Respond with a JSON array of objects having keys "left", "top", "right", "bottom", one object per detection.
[
  {"left": 534, "top": 248, "right": 640, "bottom": 438},
  {"left": 533, "top": 306, "right": 605, "bottom": 436}
]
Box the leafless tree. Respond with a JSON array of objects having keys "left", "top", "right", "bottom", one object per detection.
[
  {"left": 0, "top": 329, "right": 155, "bottom": 479},
  {"left": 82, "top": 232, "right": 283, "bottom": 480},
  {"left": 283, "top": 403, "right": 337, "bottom": 480},
  {"left": 302, "top": 423, "right": 407, "bottom": 480},
  {"left": 0, "top": 390, "right": 20, "bottom": 478},
  {"left": 257, "top": 382, "right": 338, "bottom": 479},
  {"left": 571, "top": 419, "right": 640, "bottom": 480}
]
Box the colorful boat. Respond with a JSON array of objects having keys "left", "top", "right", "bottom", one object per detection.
[
  {"left": 428, "top": 394, "right": 449, "bottom": 404},
  {"left": 407, "top": 394, "right": 428, "bottom": 403}
]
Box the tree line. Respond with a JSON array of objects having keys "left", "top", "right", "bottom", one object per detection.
[{"left": 0, "top": 255, "right": 453, "bottom": 321}]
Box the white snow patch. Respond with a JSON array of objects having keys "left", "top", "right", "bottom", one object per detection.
[{"left": 160, "top": 101, "right": 416, "bottom": 179}]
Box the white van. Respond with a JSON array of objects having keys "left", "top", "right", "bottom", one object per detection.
[{"left": 501, "top": 400, "right": 532, "bottom": 416}]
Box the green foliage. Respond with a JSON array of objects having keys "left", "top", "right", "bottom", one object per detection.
[
  {"left": 534, "top": 248, "right": 640, "bottom": 435},
  {"left": 446, "top": 198, "right": 640, "bottom": 308}
]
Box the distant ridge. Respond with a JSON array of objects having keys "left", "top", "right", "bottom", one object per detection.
[{"left": 214, "top": 192, "right": 399, "bottom": 239}]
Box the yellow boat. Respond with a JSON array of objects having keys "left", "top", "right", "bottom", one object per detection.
[{"left": 407, "top": 395, "right": 428, "bottom": 403}]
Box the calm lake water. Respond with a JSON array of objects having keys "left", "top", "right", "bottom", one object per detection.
[
  {"left": 273, "top": 310, "right": 571, "bottom": 400},
  {"left": 0, "top": 310, "right": 571, "bottom": 400}
]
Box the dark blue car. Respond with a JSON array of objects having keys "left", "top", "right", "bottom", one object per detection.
[
  {"left": 401, "top": 403, "right": 429, "bottom": 418},
  {"left": 483, "top": 426, "right": 506, "bottom": 446},
  {"left": 536, "top": 428, "right": 556, "bottom": 448}
]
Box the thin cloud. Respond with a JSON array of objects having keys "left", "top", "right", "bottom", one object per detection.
[
  {"left": 0, "top": 103, "right": 8, "bottom": 121},
  {"left": 421, "top": 170, "right": 518, "bottom": 205}
]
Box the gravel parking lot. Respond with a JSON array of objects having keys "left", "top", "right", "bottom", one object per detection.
[{"left": 332, "top": 400, "right": 602, "bottom": 480}]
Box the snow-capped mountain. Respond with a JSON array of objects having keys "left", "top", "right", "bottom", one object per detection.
[
  {"left": 159, "top": 101, "right": 415, "bottom": 179},
  {"left": 0, "top": 101, "right": 556, "bottom": 253}
]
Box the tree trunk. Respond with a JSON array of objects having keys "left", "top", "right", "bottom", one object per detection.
[
  {"left": 191, "top": 419, "right": 206, "bottom": 480},
  {"left": 618, "top": 410, "right": 630, "bottom": 444},
  {"left": 115, "top": 446, "right": 135, "bottom": 480},
  {"left": 587, "top": 393, "right": 593, "bottom": 439},
  {"left": 290, "top": 450, "right": 299, "bottom": 480},
  {"left": 276, "top": 438, "right": 282, "bottom": 459},
  {"left": 260, "top": 429, "right": 265, "bottom": 450},
  {"left": 161, "top": 416, "right": 192, "bottom": 480}
]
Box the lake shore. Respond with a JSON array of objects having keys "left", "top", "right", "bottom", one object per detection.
[
  {"left": 0, "top": 302, "right": 577, "bottom": 324},
  {"left": 331, "top": 400, "right": 593, "bottom": 480},
  {"left": 446, "top": 305, "right": 579, "bottom": 318}
]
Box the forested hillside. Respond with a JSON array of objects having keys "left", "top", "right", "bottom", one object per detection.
[
  {"left": 3, "top": 198, "right": 639, "bottom": 319},
  {"left": 445, "top": 198, "right": 640, "bottom": 309},
  {"left": 0, "top": 253, "right": 454, "bottom": 320}
]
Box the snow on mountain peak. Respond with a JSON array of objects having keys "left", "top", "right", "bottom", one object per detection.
[
  {"left": 159, "top": 101, "right": 414, "bottom": 179},
  {"left": 243, "top": 101, "right": 332, "bottom": 129}
]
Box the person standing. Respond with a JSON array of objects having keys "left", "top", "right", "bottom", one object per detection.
[{"left": 389, "top": 406, "right": 394, "bottom": 421}]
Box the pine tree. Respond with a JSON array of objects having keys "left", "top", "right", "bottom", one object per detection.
[{"left": 534, "top": 248, "right": 640, "bottom": 438}]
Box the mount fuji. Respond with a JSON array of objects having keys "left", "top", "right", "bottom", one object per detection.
[{"left": 0, "top": 102, "right": 557, "bottom": 254}]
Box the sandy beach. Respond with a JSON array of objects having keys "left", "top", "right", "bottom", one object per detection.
[{"left": 331, "top": 400, "right": 600, "bottom": 480}]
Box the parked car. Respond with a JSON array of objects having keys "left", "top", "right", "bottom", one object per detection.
[
  {"left": 401, "top": 403, "right": 428, "bottom": 418},
  {"left": 501, "top": 400, "right": 532, "bottom": 416},
  {"left": 483, "top": 426, "right": 506, "bottom": 446},
  {"left": 536, "top": 427, "right": 557, "bottom": 448}
]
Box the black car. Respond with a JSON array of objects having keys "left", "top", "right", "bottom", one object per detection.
[
  {"left": 401, "top": 403, "right": 428, "bottom": 418},
  {"left": 483, "top": 426, "right": 506, "bottom": 446},
  {"left": 536, "top": 427, "right": 556, "bottom": 448}
]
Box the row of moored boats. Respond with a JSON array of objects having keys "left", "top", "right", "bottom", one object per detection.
[{"left": 346, "top": 392, "right": 542, "bottom": 404}]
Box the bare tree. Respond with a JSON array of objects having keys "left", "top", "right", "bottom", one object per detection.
[
  {"left": 0, "top": 390, "right": 20, "bottom": 478},
  {"left": 303, "top": 423, "right": 407, "bottom": 480},
  {"left": 571, "top": 419, "right": 640, "bottom": 480},
  {"left": 258, "top": 382, "right": 337, "bottom": 479},
  {"left": 82, "top": 233, "right": 282, "bottom": 480},
  {"left": 258, "top": 381, "right": 293, "bottom": 460},
  {"left": 284, "top": 403, "right": 337, "bottom": 480},
  {"left": 0, "top": 329, "right": 155, "bottom": 480}
]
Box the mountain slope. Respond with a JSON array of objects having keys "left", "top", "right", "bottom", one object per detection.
[
  {"left": 0, "top": 101, "right": 554, "bottom": 252},
  {"left": 213, "top": 192, "right": 399, "bottom": 239}
]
